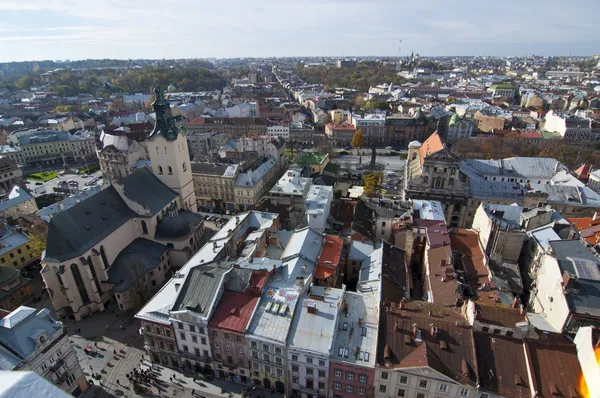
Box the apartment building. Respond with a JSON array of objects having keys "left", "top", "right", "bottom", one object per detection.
[
  {"left": 17, "top": 130, "right": 96, "bottom": 167},
  {"left": 287, "top": 286, "right": 343, "bottom": 398},
  {"left": 0, "top": 306, "right": 88, "bottom": 396}
]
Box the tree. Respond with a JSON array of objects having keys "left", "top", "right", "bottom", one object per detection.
[
  {"left": 353, "top": 95, "right": 366, "bottom": 109},
  {"left": 364, "top": 100, "right": 389, "bottom": 111},
  {"left": 26, "top": 224, "right": 48, "bottom": 261},
  {"left": 351, "top": 129, "right": 365, "bottom": 155}
]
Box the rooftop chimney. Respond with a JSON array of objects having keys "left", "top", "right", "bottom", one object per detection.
[{"left": 430, "top": 325, "right": 438, "bottom": 338}]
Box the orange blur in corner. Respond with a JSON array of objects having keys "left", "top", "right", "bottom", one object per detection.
[{"left": 580, "top": 345, "right": 600, "bottom": 398}]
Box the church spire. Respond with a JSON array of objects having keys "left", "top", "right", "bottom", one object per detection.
[{"left": 149, "top": 86, "right": 179, "bottom": 141}]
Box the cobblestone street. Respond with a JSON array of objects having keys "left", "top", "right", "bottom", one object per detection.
[{"left": 65, "top": 312, "right": 251, "bottom": 398}]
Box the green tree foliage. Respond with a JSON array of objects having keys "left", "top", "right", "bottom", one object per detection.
[
  {"left": 364, "top": 100, "right": 389, "bottom": 111},
  {"left": 14, "top": 75, "right": 33, "bottom": 90},
  {"left": 297, "top": 63, "right": 407, "bottom": 92}
]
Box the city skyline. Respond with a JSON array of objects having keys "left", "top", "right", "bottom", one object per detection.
[{"left": 0, "top": 0, "right": 598, "bottom": 62}]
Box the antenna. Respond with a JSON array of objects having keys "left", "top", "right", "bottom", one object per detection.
[{"left": 398, "top": 38, "right": 404, "bottom": 57}]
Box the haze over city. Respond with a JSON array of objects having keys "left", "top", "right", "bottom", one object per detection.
[{"left": 0, "top": 0, "right": 599, "bottom": 61}]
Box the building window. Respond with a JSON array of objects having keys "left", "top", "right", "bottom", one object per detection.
[
  {"left": 263, "top": 354, "right": 270, "bottom": 362},
  {"left": 347, "top": 372, "right": 354, "bottom": 380},
  {"left": 158, "top": 166, "right": 163, "bottom": 174},
  {"left": 334, "top": 369, "right": 342, "bottom": 377},
  {"left": 334, "top": 383, "right": 341, "bottom": 390},
  {"left": 292, "top": 354, "right": 298, "bottom": 361},
  {"left": 381, "top": 372, "right": 388, "bottom": 380},
  {"left": 275, "top": 347, "right": 282, "bottom": 355},
  {"left": 292, "top": 365, "right": 299, "bottom": 372},
  {"left": 346, "top": 385, "right": 353, "bottom": 393},
  {"left": 306, "top": 357, "right": 313, "bottom": 364},
  {"left": 399, "top": 375, "right": 408, "bottom": 384},
  {"left": 262, "top": 344, "right": 269, "bottom": 351},
  {"left": 141, "top": 220, "right": 148, "bottom": 235},
  {"left": 359, "top": 374, "right": 367, "bottom": 383},
  {"left": 459, "top": 388, "right": 469, "bottom": 397},
  {"left": 168, "top": 166, "right": 173, "bottom": 175},
  {"left": 319, "top": 359, "right": 325, "bottom": 367},
  {"left": 192, "top": 336, "right": 197, "bottom": 343},
  {"left": 397, "top": 389, "right": 406, "bottom": 397},
  {"left": 306, "top": 368, "right": 313, "bottom": 376},
  {"left": 379, "top": 385, "right": 387, "bottom": 393},
  {"left": 183, "top": 162, "right": 187, "bottom": 172},
  {"left": 439, "top": 383, "right": 449, "bottom": 393},
  {"left": 418, "top": 380, "right": 428, "bottom": 389},
  {"left": 416, "top": 394, "right": 425, "bottom": 398},
  {"left": 180, "top": 333, "right": 185, "bottom": 340},
  {"left": 251, "top": 341, "right": 258, "bottom": 349},
  {"left": 70, "top": 263, "right": 90, "bottom": 305}
]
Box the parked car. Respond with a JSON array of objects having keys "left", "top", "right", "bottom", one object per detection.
[{"left": 385, "top": 146, "right": 393, "bottom": 150}]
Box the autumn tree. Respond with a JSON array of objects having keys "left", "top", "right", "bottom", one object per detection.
[
  {"left": 351, "top": 129, "right": 365, "bottom": 155},
  {"left": 26, "top": 224, "right": 48, "bottom": 261}
]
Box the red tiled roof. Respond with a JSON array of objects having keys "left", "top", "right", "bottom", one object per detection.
[
  {"left": 187, "top": 117, "right": 206, "bottom": 125},
  {"left": 326, "top": 123, "right": 355, "bottom": 131},
  {"left": 567, "top": 217, "right": 600, "bottom": 245},
  {"left": 419, "top": 131, "right": 444, "bottom": 165},
  {"left": 317, "top": 235, "right": 343, "bottom": 267},
  {"left": 574, "top": 164, "right": 592, "bottom": 180},
  {"left": 208, "top": 291, "right": 259, "bottom": 334},
  {"left": 315, "top": 265, "right": 334, "bottom": 279}
]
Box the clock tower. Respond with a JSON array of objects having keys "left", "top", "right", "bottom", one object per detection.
[{"left": 147, "top": 87, "right": 197, "bottom": 212}]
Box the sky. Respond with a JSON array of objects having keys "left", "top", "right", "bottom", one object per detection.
[{"left": 0, "top": 0, "right": 598, "bottom": 62}]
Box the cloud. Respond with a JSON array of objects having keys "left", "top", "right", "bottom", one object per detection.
[{"left": 0, "top": 0, "right": 597, "bottom": 61}]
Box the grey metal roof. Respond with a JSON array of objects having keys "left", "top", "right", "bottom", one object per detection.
[
  {"left": 190, "top": 162, "right": 230, "bottom": 176},
  {"left": 348, "top": 241, "right": 375, "bottom": 261},
  {"left": 0, "top": 186, "right": 33, "bottom": 214},
  {"left": 331, "top": 291, "right": 378, "bottom": 366},
  {"left": 171, "top": 263, "right": 232, "bottom": 315},
  {"left": 107, "top": 238, "right": 168, "bottom": 293},
  {"left": 45, "top": 187, "right": 136, "bottom": 263},
  {"left": 0, "top": 227, "right": 29, "bottom": 257},
  {"left": 224, "top": 267, "right": 252, "bottom": 292},
  {"left": 0, "top": 306, "right": 62, "bottom": 359},
  {"left": 287, "top": 287, "right": 343, "bottom": 355},
  {"left": 0, "top": 266, "right": 30, "bottom": 302},
  {"left": 548, "top": 240, "right": 600, "bottom": 317},
  {"left": 121, "top": 167, "right": 178, "bottom": 214},
  {"left": 463, "top": 157, "right": 563, "bottom": 179},
  {"left": 155, "top": 213, "right": 191, "bottom": 239},
  {"left": 37, "top": 186, "right": 102, "bottom": 222},
  {"left": 280, "top": 227, "right": 323, "bottom": 264}
]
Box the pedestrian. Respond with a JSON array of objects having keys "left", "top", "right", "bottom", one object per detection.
[
  {"left": 192, "top": 389, "right": 195, "bottom": 396},
  {"left": 113, "top": 349, "right": 117, "bottom": 355}
]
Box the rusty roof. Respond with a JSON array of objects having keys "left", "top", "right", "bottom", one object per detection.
[
  {"left": 208, "top": 290, "right": 259, "bottom": 334},
  {"left": 377, "top": 305, "right": 478, "bottom": 387},
  {"left": 419, "top": 131, "right": 445, "bottom": 165},
  {"left": 524, "top": 334, "right": 583, "bottom": 398},
  {"left": 450, "top": 229, "right": 500, "bottom": 304},
  {"left": 473, "top": 302, "right": 526, "bottom": 328},
  {"left": 474, "top": 333, "right": 531, "bottom": 397},
  {"left": 381, "top": 241, "right": 410, "bottom": 304}
]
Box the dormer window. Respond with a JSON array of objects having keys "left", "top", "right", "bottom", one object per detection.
[{"left": 39, "top": 335, "right": 46, "bottom": 344}]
